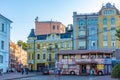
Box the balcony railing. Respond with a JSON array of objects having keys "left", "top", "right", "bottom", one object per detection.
[
  {"left": 47, "top": 59, "right": 56, "bottom": 62},
  {"left": 28, "top": 60, "right": 34, "bottom": 64}
]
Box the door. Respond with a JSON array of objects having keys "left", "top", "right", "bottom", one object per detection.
[{"left": 82, "top": 65, "right": 87, "bottom": 73}]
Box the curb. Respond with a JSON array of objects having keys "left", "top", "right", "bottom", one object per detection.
[{"left": 4, "top": 74, "right": 41, "bottom": 80}]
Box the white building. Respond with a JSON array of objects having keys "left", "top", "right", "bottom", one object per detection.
[{"left": 0, "top": 14, "right": 12, "bottom": 73}]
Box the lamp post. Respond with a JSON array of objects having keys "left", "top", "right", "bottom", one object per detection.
[{"left": 33, "top": 39, "right": 36, "bottom": 71}]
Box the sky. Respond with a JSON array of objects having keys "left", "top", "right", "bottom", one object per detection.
[{"left": 0, "top": 0, "right": 120, "bottom": 43}]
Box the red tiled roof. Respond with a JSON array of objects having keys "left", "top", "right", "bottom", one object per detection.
[{"left": 58, "top": 49, "right": 113, "bottom": 54}]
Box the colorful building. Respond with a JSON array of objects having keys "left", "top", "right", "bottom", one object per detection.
[
  {"left": 73, "top": 12, "right": 98, "bottom": 50},
  {"left": 98, "top": 3, "right": 120, "bottom": 50},
  {"left": 73, "top": 3, "right": 120, "bottom": 50},
  {"left": 9, "top": 41, "right": 27, "bottom": 72},
  {"left": 27, "top": 21, "right": 72, "bottom": 71},
  {"left": 0, "top": 14, "right": 12, "bottom": 73}
]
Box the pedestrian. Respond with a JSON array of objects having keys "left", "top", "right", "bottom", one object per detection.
[
  {"left": 26, "top": 68, "right": 29, "bottom": 75},
  {"left": 21, "top": 68, "right": 24, "bottom": 75}
]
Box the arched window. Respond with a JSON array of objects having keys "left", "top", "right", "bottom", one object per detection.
[
  {"left": 103, "top": 18, "right": 107, "bottom": 25},
  {"left": 78, "top": 20, "right": 84, "bottom": 27},
  {"left": 111, "top": 17, "right": 115, "bottom": 25}
]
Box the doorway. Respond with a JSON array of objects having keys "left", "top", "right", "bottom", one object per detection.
[{"left": 82, "top": 65, "right": 87, "bottom": 73}]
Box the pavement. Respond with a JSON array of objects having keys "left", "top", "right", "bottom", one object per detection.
[{"left": 0, "top": 72, "right": 41, "bottom": 80}]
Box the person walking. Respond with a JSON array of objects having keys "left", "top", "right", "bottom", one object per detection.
[{"left": 21, "top": 68, "right": 24, "bottom": 75}]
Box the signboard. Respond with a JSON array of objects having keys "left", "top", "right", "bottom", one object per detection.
[{"left": 97, "top": 64, "right": 104, "bottom": 70}]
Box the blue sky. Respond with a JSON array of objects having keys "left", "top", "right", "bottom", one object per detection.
[{"left": 0, "top": 0, "right": 120, "bottom": 43}]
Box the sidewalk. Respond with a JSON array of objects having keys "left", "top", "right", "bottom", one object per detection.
[{"left": 0, "top": 72, "right": 41, "bottom": 80}]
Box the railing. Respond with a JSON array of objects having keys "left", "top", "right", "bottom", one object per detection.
[
  {"left": 28, "top": 60, "right": 34, "bottom": 64},
  {"left": 47, "top": 59, "right": 56, "bottom": 62}
]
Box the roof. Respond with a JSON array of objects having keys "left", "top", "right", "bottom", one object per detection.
[
  {"left": 58, "top": 49, "right": 113, "bottom": 55},
  {"left": 0, "top": 14, "right": 13, "bottom": 23},
  {"left": 37, "top": 35, "right": 47, "bottom": 40},
  {"left": 28, "top": 29, "right": 36, "bottom": 38},
  {"left": 60, "top": 33, "right": 72, "bottom": 39}
]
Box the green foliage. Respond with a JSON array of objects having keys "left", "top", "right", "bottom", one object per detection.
[
  {"left": 17, "top": 40, "right": 28, "bottom": 51},
  {"left": 111, "top": 63, "right": 120, "bottom": 78},
  {"left": 115, "top": 28, "right": 120, "bottom": 41}
]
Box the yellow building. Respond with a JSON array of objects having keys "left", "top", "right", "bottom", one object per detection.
[
  {"left": 98, "top": 3, "right": 120, "bottom": 49},
  {"left": 27, "top": 27, "right": 73, "bottom": 71}
]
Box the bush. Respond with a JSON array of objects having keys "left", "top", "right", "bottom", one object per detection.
[{"left": 111, "top": 63, "right": 120, "bottom": 78}]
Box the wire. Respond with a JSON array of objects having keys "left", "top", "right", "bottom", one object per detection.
[{"left": 28, "top": 27, "right": 120, "bottom": 49}]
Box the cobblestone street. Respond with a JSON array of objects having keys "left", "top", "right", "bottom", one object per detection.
[{"left": 14, "top": 75, "right": 118, "bottom": 80}]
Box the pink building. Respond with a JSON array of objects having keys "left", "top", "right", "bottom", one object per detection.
[{"left": 35, "top": 21, "right": 66, "bottom": 35}]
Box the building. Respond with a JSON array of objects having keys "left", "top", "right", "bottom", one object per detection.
[
  {"left": 73, "top": 12, "right": 98, "bottom": 50},
  {"left": 98, "top": 3, "right": 120, "bottom": 50},
  {"left": 55, "top": 2, "right": 120, "bottom": 75},
  {"left": 27, "top": 21, "right": 73, "bottom": 71},
  {"left": 9, "top": 41, "right": 27, "bottom": 72},
  {"left": 35, "top": 18, "right": 66, "bottom": 35},
  {"left": 0, "top": 14, "right": 12, "bottom": 73},
  {"left": 73, "top": 3, "right": 120, "bottom": 50}
]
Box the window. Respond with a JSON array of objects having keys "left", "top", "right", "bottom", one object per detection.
[
  {"left": 53, "top": 25, "right": 55, "bottom": 30},
  {"left": 103, "top": 18, "right": 107, "bottom": 25},
  {"left": 111, "top": 41, "right": 115, "bottom": 47},
  {"left": 79, "top": 40, "right": 86, "bottom": 49},
  {"left": 37, "top": 54, "right": 40, "bottom": 59},
  {"left": 0, "top": 55, "right": 3, "bottom": 63},
  {"left": 29, "top": 54, "right": 30, "bottom": 59},
  {"left": 43, "top": 54, "right": 46, "bottom": 59},
  {"left": 32, "top": 54, "right": 34, "bottom": 59},
  {"left": 57, "top": 25, "right": 59, "bottom": 30},
  {"left": 79, "top": 31, "right": 86, "bottom": 36},
  {"left": 67, "top": 42, "right": 70, "bottom": 48},
  {"left": 37, "top": 44, "right": 40, "bottom": 49},
  {"left": 1, "top": 41, "right": 4, "bottom": 49},
  {"left": 91, "top": 41, "right": 95, "bottom": 47},
  {"left": 98, "top": 55, "right": 103, "bottom": 58},
  {"left": 103, "top": 41, "right": 107, "bottom": 47},
  {"left": 49, "top": 54, "right": 51, "bottom": 61},
  {"left": 2, "top": 24, "right": 4, "bottom": 32},
  {"left": 111, "top": 18, "right": 115, "bottom": 25},
  {"left": 81, "top": 55, "right": 88, "bottom": 59},
  {"left": 91, "top": 54, "right": 96, "bottom": 59},
  {"left": 55, "top": 54, "right": 57, "bottom": 59},
  {"left": 61, "top": 42, "right": 64, "bottom": 48}
]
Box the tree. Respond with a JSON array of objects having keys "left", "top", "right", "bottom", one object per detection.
[
  {"left": 111, "top": 63, "right": 120, "bottom": 78},
  {"left": 17, "top": 40, "right": 28, "bottom": 51},
  {"left": 115, "top": 28, "right": 120, "bottom": 41}
]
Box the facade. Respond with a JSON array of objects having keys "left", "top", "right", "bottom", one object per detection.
[
  {"left": 98, "top": 3, "right": 120, "bottom": 50},
  {"left": 9, "top": 41, "right": 27, "bottom": 72},
  {"left": 73, "top": 13, "right": 98, "bottom": 50},
  {"left": 73, "top": 3, "right": 120, "bottom": 50},
  {"left": 27, "top": 21, "right": 72, "bottom": 71},
  {"left": 0, "top": 14, "right": 12, "bottom": 73},
  {"left": 35, "top": 18, "right": 66, "bottom": 35},
  {"left": 57, "top": 50, "right": 112, "bottom": 75}
]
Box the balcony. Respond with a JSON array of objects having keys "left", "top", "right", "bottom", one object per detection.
[
  {"left": 47, "top": 59, "right": 56, "bottom": 62},
  {"left": 28, "top": 60, "right": 34, "bottom": 64}
]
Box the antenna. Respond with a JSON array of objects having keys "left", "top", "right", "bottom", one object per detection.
[{"left": 35, "top": 16, "right": 38, "bottom": 22}]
